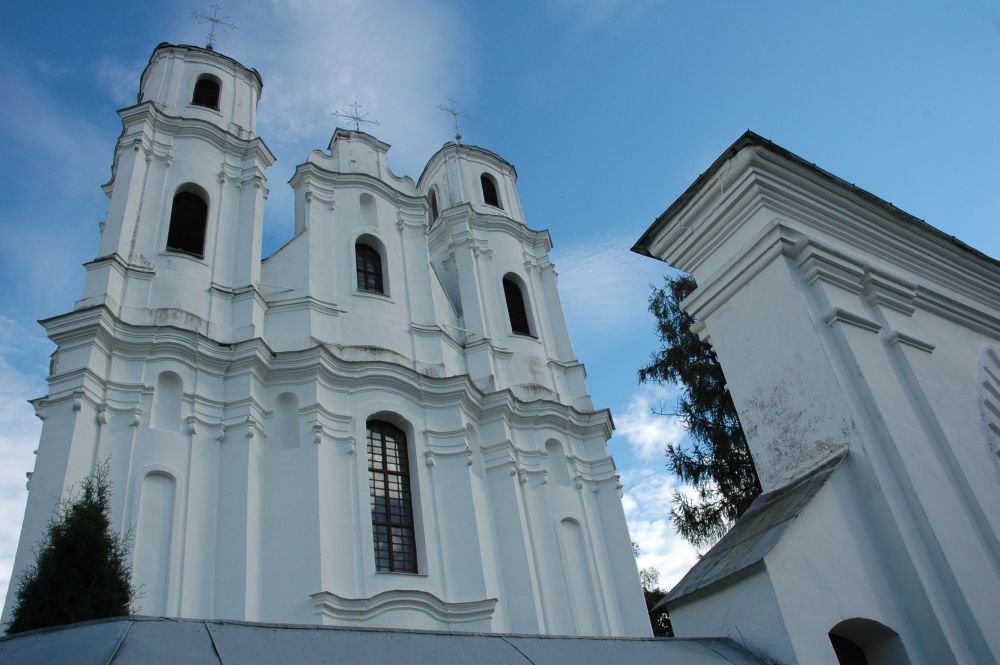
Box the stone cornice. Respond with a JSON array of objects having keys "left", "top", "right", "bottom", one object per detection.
[
  {"left": 427, "top": 203, "right": 552, "bottom": 255},
  {"left": 639, "top": 140, "right": 1000, "bottom": 335},
  {"left": 289, "top": 161, "right": 424, "bottom": 208},
  {"left": 310, "top": 590, "right": 497, "bottom": 625},
  {"left": 38, "top": 306, "right": 614, "bottom": 440},
  {"left": 103, "top": 102, "right": 275, "bottom": 193}
]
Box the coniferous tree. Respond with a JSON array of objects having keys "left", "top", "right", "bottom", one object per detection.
[
  {"left": 7, "top": 464, "right": 134, "bottom": 634},
  {"left": 639, "top": 274, "right": 762, "bottom": 548}
]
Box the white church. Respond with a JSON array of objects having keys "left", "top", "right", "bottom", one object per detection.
[
  {"left": 2, "top": 39, "right": 999, "bottom": 665},
  {"left": 1, "top": 42, "right": 649, "bottom": 636}
]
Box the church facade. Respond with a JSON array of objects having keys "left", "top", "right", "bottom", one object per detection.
[{"left": 2, "top": 43, "right": 650, "bottom": 636}]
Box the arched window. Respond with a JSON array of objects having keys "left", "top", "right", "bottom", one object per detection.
[
  {"left": 367, "top": 420, "right": 417, "bottom": 573},
  {"left": 428, "top": 189, "right": 440, "bottom": 222},
  {"left": 355, "top": 242, "right": 384, "bottom": 294},
  {"left": 480, "top": 173, "right": 502, "bottom": 208},
  {"left": 503, "top": 275, "right": 531, "bottom": 335},
  {"left": 191, "top": 75, "right": 221, "bottom": 110},
  {"left": 166, "top": 188, "right": 208, "bottom": 257}
]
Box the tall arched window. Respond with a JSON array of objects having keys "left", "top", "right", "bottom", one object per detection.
[
  {"left": 367, "top": 420, "right": 417, "bottom": 573},
  {"left": 503, "top": 275, "right": 531, "bottom": 335},
  {"left": 355, "top": 242, "right": 384, "bottom": 294},
  {"left": 166, "top": 188, "right": 208, "bottom": 257},
  {"left": 428, "top": 189, "right": 440, "bottom": 223},
  {"left": 480, "top": 173, "right": 502, "bottom": 208},
  {"left": 191, "top": 75, "right": 221, "bottom": 110}
]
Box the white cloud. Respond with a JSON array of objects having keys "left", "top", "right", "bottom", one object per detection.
[
  {"left": 620, "top": 466, "right": 699, "bottom": 590},
  {"left": 615, "top": 383, "right": 686, "bottom": 461},
  {"left": 545, "top": 0, "right": 664, "bottom": 36},
  {"left": 552, "top": 235, "right": 665, "bottom": 335},
  {"left": 94, "top": 55, "right": 145, "bottom": 107},
  {"left": 223, "top": 0, "right": 475, "bottom": 176},
  {"left": 0, "top": 318, "right": 48, "bottom": 615}
]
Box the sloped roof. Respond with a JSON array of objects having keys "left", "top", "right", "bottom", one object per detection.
[
  {"left": 631, "top": 131, "right": 999, "bottom": 271},
  {"left": 660, "top": 451, "right": 846, "bottom": 609},
  {"left": 0, "top": 616, "right": 769, "bottom": 665}
]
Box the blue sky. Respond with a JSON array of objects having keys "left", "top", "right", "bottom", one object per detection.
[{"left": 1, "top": 0, "right": 997, "bottom": 608}]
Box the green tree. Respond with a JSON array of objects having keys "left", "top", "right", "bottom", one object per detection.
[
  {"left": 7, "top": 464, "right": 134, "bottom": 634},
  {"left": 639, "top": 274, "right": 762, "bottom": 548},
  {"left": 633, "top": 542, "right": 672, "bottom": 637}
]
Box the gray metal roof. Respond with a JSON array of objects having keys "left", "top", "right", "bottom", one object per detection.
[
  {"left": 661, "top": 451, "right": 846, "bottom": 609},
  {"left": 0, "top": 616, "right": 769, "bottom": 664}
]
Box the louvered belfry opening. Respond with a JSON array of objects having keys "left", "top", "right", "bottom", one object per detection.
[
  {"left": 192, "top": 76, "right": 221, "bottom": 110},
  {"left": 166, "top": 191, "right": 208, "bottom": 256},
  {"left": 504, "top": 277, "right": 531, "bottom": 335}
]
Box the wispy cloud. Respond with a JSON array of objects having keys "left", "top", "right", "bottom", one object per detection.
[
  {"left": 614, "top": 383, "right": 686, "bottom": 461},
  {"left": 94, "top": 55, "right": 145, "bottom": 107},
  {"left": 225, "top": 1, "right": 474, "bottom": 174},
  {"left": 165, "top": 0, "right": 477, "bottom": 247},
  {"left": 620, "top": 466, "right": 698, "bottom": 590},
  {"left": 545, "top": 0, "right": 665, "bottom": 36},
  {"left": 0, "top": 317, "right": 48, "bottom": 614},
  {"left": 552, "top": 234, "right": 666, "bottom": 335}
]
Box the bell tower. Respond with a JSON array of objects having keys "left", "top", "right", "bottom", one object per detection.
[{"left": 78, "top": 43, "right": 275, "bottom": 342}]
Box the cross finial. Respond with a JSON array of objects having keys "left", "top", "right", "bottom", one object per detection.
[
  {"left": 438, "top": 99, "right": 468, "bottom": 144},
  {"left": 333, "top": 102, "right": 381, "bottom": 132},
  {"left": 192, "top": 4, "right": 237, "bottom": 50}
]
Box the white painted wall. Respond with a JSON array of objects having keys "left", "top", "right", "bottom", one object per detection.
[{"left": 637, "top": 135, "right": 1000, "bottom": 664}]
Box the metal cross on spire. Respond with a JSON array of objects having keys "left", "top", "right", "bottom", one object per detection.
[
  {"left": 438, "top": 99, "right": 468, "bottom": 144},
  {"left": 192, "top": 4, "right": 237, "bottom": 51},
  {"left": 333, "top": 102, "right": 381, "bottom": 132}
]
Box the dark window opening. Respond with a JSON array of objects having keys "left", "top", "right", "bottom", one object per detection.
[
  {"left": 830, "top": 635, "right": 870, "bottom": 665},
  {"left": 367, "top": 421, "right": 417, "bottom": 573},
  {"left": 481, "top": 173, "right": 502, "bottom": 208},
  {"left": 192, "top": 76, "right": 221, "bottom": 110},
  {"left": 504, "top": 277, "right": 531, "bottom": 335},
  {"left": 429, "top": 190, "right": 440, "bottom": 222},
  {"left": 166, "top": 191, "right": 208, "bottom": 256},
  {"left": 356, "top": 243, "right": 384, "bottom": 294}
]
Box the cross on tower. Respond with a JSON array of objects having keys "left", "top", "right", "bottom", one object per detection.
[
  {"left": 192, "top": 4, "right": 237, "bottom": 50},
  {"left": 438, "top": 100, "right": 468, "bottom": 144},
  {"left": 333, "top": 102, "right": 381, "bottom": 132}
]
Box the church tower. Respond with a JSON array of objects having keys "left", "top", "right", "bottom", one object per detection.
[{"left": 3, "top": 43, "right": 649, "bottom": 637}]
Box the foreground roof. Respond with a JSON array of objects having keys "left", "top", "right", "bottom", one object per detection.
[
  {"left": 660, "top": 452, "right": 846, "bottom": 609},
  {"left": 0, "top": 616, "right": 768, "bottom": 665}
]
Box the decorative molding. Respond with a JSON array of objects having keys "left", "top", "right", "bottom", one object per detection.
[
  {"left": 331, "top": 434, "right": 355, "bottom": 455},
  {"left": 186, "top": 416, "right": 198, "bottom": 436},
  {"left": 823, "top": 307, "right": 882, "bottom": 334},
  {"left": 310, "top": 589, "right": 497, "bottom": 625},
  {"left": 96, "top": 406, "right": 109, "bottom": 425},
  {"left": 885, "top": 330, "right": 935, "bottom": 354},
  {"left": 863, "top": 270, "right": 917, "bottom": 317},
  {"left": 979, "top": 347, "right": 1000, "bottom": 475}
]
